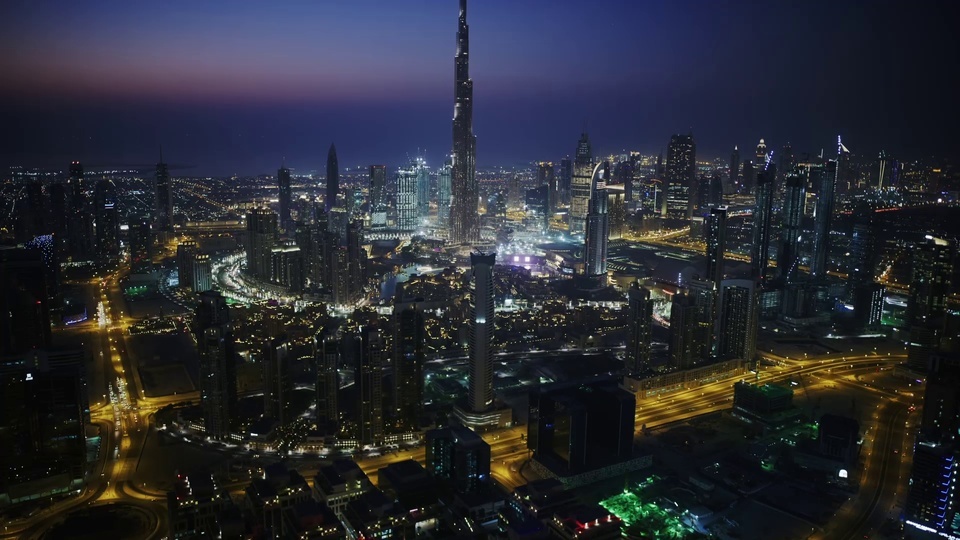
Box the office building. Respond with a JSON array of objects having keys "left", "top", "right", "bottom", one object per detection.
[
  {"left": 270, "top": 243, "right": 305, "bottom": 292},
  {"left": 811, "top": 157, "right": 838, "bottom": 278},
  {"left": 718, "top": 279, "right": 758, "bottom": 364},
  {"left": 395, "top": 165, "right": 418, "bottom": 232},
  {"left": 559, "top": 157, "right": 572, "bottom": 205},
  {"left": 263, "top": 335, "right": 293, "bottom": 425},
  {"left": 669, "top": 289, "right": 700, "bottom": 370},
  {"left": 176, "top": 241, "right": 198, "bottom": 290},
  {"left": 538, "top": 161, "right": 556, "bottom": 225},
  {"left": 779, "top": 168, "right": 806, "bottom": 283},
  {"left": 348, "top": 326, "right": 384, "bottom": 446},
  {"left": 688, "top": 279, "right": 717, "bottom": 362},
  {"left": 907, "top": 237, "right": 954, "bottom": 372},
  {"left": 156, "top": 152, "right": 173, "bottom": 231},
  {"left": 705, "top": 206, "right": 728, "bottom": 290},
  {"left": 413, "top": 156, "right": 430, "bottom": 222},
  {"left": 326, "top": 143, "right": 339, "bottom": 212},
  {"left": 315, "top": 333, "right": 340, "bottom": 432},
  {"left": 436, "top": 159, "right": 452, "bottom": 229},
  {"left": 394, "top": 302, "right": 425, "bottom": 430},
  {"left": 425, "top": 424, "right": 490, "bottom": 494},
  {"left": 449, "top": 0, "right": 479, "bottom": 245},
  {"left": 626, "top": 281, "right": 653, "bottom": 374},
  {"left": 194, "top": 291, "right": 237, "bottom": 440},
  {"left": 583, "top": 164, "right": 609, "bottom": 281},
  {"left": 245, "top": 208, "right": 278, "bottom": 281},
  {"left": 468, "top": 252, "right": 495, "bottom": 413},
  {"left": 129, "top": 218, "right": 153, "bottom": 273},
  {"left": 528, "top": 381, "right": 635, "bottom": 475},
  {"left": 278, "top": 162, "right": 292, "bottom": 232},
  {"left": 751, "top": 160, "right": 775, "bottom": 281},
  {"left": 192, "top": 254, "right": 212, "bottom": 293},
  {"left": 569, "top": 133, "right": 593, "bottom": 234},
  {"left": 94, "top": 180, "right": 120, "bottom": 265},
  {"left": 664, "top": 133, "right": 696, "bottom": 220},
  {"left": 369, "top": 165, "right": 388, "bottom": 231}
]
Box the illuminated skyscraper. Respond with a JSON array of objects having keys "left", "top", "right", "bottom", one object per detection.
[
  {"left": 395, "top": 166, "right": 417, "bottom": 232},
  {"left": 538, "top": 161, "right": 556, "bottom": 229},
  {"left": 811, "top": 157, "right": 838, "bottom": 278},
  {"left": 626, "top": 281, "right": 653, "bottom": 374},
  {"left": 468, "top": 252, "right": 495, "bottom": 413},
  {"left": 436, "top": 158, "right": 452, "bottom": 229},
  {"left": 718, "top": 279, "right": 758, "bottom": 364},
  {"left": 156, "top": 151, "right": 173, "bottom": 231},
  {"left": 314, "top": 333, "right": 339, "bottom": 431},
  {"left": 192, "top": 253, "right": 212, "bottom": 293},
  {"left": 194, "top": 291, "right": 237, "bottom": 440},
  {"left": 449, "top": 0, "right": 479, "bottom": 245},
  {"left": 907, "top": 236, "right": 954, "bottom": 372},
  {"left": 705, "top": 206, "right": 728, "bottom": 290},
  {"left": 263, "top": 335, "right": 292, "bottom": 425},
  {"left": 278, "top": 162, "right": 292, "bottom": 232},
  {"left": 779, "top": 168, "right": 806, "bottom": 283},
  {"left": 129, "top": 218, "right": 153, "bottom": 273},
  {"left": 729, "top": 146, "right": 740, "bottom": 192},
  {"left": 349, "top": 325, "right": 384, "bottom": 446},
  {"left": 569, "top": 133, "right": 593, "bottom": 234},
  {"left": 664, "top": 133, "right": 696, "bottom": 220},
  {"left": 369, "top": 165, "right": 388, "bottom": 231},
  {"left": 326, "top": 143, "right": 339, "bottom": 212},
  {"left": 177, "top": 241, "right": 198, "bottom": 290},
  {"left": 669, "top": 290, "right": 699, "bottom": 370},
  {"left": 394, "top": 302, "right": 425, "bottom": 430},
  {"left": 559, "top": 157, "right": 572, "bottom": 205},
  {"left": 755, "top": 139, "right": 767, "bottom": 168},
  {"left": 245, "top": 208, "right": 278, "bottom": 281},
  {"left": 751, "top": 159, "right": 775, "bottom": 281},
  {"left": 94, "top": 179, "right": 120, "bottom": 265},
  {"left": 583, "top": 163, "right": 608, "bottom": 281},
  {"left": 413, "top": 156, "right": 430, "bottom": 223}
]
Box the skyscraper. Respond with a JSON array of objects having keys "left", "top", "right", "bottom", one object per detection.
[
  {"left": 156, "top": 151, "right": 173, "bottom": 231},
  {"left": 192, "top": 253, "right": 212, "bottom": 293},
  {"left": 669, "top": 289, "right": 700, "bottom": 370},
  {"left": 449, "top": 0, "right": 479, "bottom": 245},
  {"left": 278, "top": 163, "right": 292, "bottom": 232},
  {"left": 538, "top": 161, "right": 556, "bottom": 226},
  {"left": 263, "top": 335, "right": 292, "bottom": 425},
  {"left": 425, "top": 424, "right": 490, "bottom": 494},
  {"left": 626, "top": 281, "right": 653, "bottom": 374},
  {"left": 326, "top": 143, "right": 339, "bottom": 212},
  {"left": 394, "top": 302, "right": 425, "bottom": 430},
  {"left": 559, "top": 157, "right": 572, "bottom": 205},
  {"left": 194, "top": 291, "right": 237, "bottom": 440},
  {"left": 664, "top": 133, "right": 696, "bottom": 220},
  {"left": 779, "top": 168, "right": 806, "bottom": 283},
  {"left": 751, "top": 160, "right": 776, "bottom": 281},
  {"left": 468, "top": 252, "right": 495, "bottom": 413},
  {"left": 907, "top": 236, "right": 954, "bottom": 372},
  {"left": 66, "top": 161, "right": 93, "bottom": 262},
  {"left": 705, "top": 206, "right": 728, "bottom": 290},
  {"left": 811, "top": 157, "right": 838, "bottom": 278},
  {"left": 369, "top": 165, "right": 388, "bottom": 231},
  {"left": 314, "top": 333, "right": 339, "bottom": 432},
  {"left": 245, "top": 208, "right": 278, "bottom": 281},
  {"left": 0, "top": 247, "right": 52, "bottom": 354},
  {"left": 436, "top": 159, "right": 452, "bottom": 229},
  {"left": 129, "top": 218, "right": 153, "bottom": 273},
  {"left": 583, "top": 163, "right": 609, "bottom": 281},
  {"left": 352, "top": 326, "right": 384, "bottom": 446},
  {"left": 569, "top": 133, "right": 593, "bottom": 234},
  {"left": 94, "top": 179, "right": 120, "bottom": 265},
  {"left": 395, "top": 166, "right": 418, "bottom": 232},
  {"left": 177, "top": 241, "right": 198, "bottom": 290},
  {"left": 755, "top": 139, "right": 767, "bottom": 168},
  {"left": 729, "top": 146, "right": 740, "bottom": 192},
  {"left": 718, "top": 279, "right": 758, "bottom": 364},
  {"left": 413, "top": 156, "right": 430, "bottom": 224}
]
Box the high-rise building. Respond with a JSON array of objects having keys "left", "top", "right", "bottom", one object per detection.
[
  {"left": 907, "top": 237, "right": 954, "bottom": 372},
  {"left": 811, "top": 156, "right": 838, "bottom": 278},
  {"left": 326, "top": 143, "right": 339, "bottom": 212},
  {"left": 15, "top": 179, "right": 47, "bottom": 242},
  {"left": 94, "top": 179, "right": 120, "bottom": 265},
  {"left": 0, "top": 247, "right": 52, "bottom": 354},
  {"left": 66, "top": 161, "right": 94, "bottom": 262},
  {"left": 192, "top": 253, "right": 212, "bottom": 293},
  {"left": 904, "top": 356, "right": 960, "bottom": 536},
  {"left": 395, "top": 166, "right": 418, "bottom": 232},
  {"left": 194, "top": 291, "right": 237, "bottom": 440},
  {"left": 270, "top": 243, "right": 305, "bottom": 292},
  {"left": 705, "top": 206, "right": 728, "bottom": 290},
  {"left": 583, "top": 163, "right": 608, "bottom": 281},
  {"left": 559, "top": 157, "right": 572, "bottom": 205},
  {"left": 569, "top": 133, "right": 593, "bottom": 234},
  {"left": 394, "top": 302, "right": 425, "bottom": 430},
  {"left": 664, "top": 133, "right": 696, "bottom": 220},
  {"left": 718, "top": 279, "right": 758, "bottom": 364},
  {"left": 779, "top": 168, "right": 806, "bottom": 283},
  {"left": 729, "top": 146, "right": 740, "bottom": 192},
  {"left": 707, "top": 173, "right": 723, "bottom": 209},
  {"left": 741, "top": 160, "right": 755, "bottom": 195},
  {"left": 538, "top": 162, "right": 556, "bottom": 227},
  {"left": 314, "top": 333, "right": 339, "bottom": 432},
  {"left": 129, "top": 218, "right": 153, "bottom": 273},
  {"left": 425, "top": 424, "right": 490, "bottom": 494},
  {"left": 263, "top": 335, "right": 292, "bottom": 425},
  {"left": 156, "top": 152, "right": 173, "bottom": 231},
  {"left": 436, "top": 159, "right": 452, "bottom": 230},
  {"left": 245, "top": 208, "right": 278, "bottom": 281},
  {"left": 688, "top": 278, "right": 717, "bottom": 362},
  {"left": 278, "top": 163, "right": 292, "bottom": 232},
  {"left": 468, "top": 252, "right": 495, "bottom": 413},
  {"left": 449, "top": 0, "right": 479, "bottom": 245},
  {"left": 755, "top": 139, "right": 767, "bottom": 169},
  {"left": 350, "top": 326, "right": 384, "bottom": 446},
  {"left": 369, "top": 165, "right": 388, "bottom": 231},
  {"left": 669, "top": 290, "right": 699, "bottom": 370},
  {"left": 177, "top": 241, "right": 198, "bottom": 290},
  {"left": 413, "top": 156, "right": 431, "bottom": 222},
  {"left": 751, "top": 160, "right": 776, "bottom": 281},
  {"left": 626, "top": 281, "right": 653, "bottom": 374}
]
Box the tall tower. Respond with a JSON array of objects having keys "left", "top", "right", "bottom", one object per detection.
[
  {"left": 156, "top": 150, "right": 173, "bottom": 231},
  {"left": 245, "top": 208, "right": 278, "bottom": 281},
  {"left": 779, "top": 168, "right": 806, "bottom": 283},
  {"left": 278, "top": 162, "right": 292, "bottom": 232},
  {"left": 626, "top": 281, "right": 653, "bottom": 374},
  {"left": 468, "top": 252, "right": 495, "bottom": 413},
  {"left": 394, "top": 302, "right": 425, "bottom": 430},
  {"left": 583, "top": 163, "right": 609, "bottom": 280},
  {"left": 811, "top": 152, "right": 839, "bottom": 278},
  {"left": 705, "top": 206, "right": 728, "bottom": 290},
  {"left": 354, "top": 325, "right": 384, "bottom": 446},
  {"left": 569, "top": 133, "right": 593, "bottom": 234},
  {"left": 669, "top": 290, "right": 699, "bottom": 370},
  {"left": 369, "top": 165, "right": 388, "bottom": 231},
  {"left": 751, "top": 157, "right": 775, "bottom": 281},
  {"left": 326, "top": 143, "right": 339, "bottom": 212},
  {"left": 449, "top": 0, "right": 479, "bottom": 245},
  {"left": 395, "top": 165, "right": 418, "bottom": 232},
  {"left": 665, "top": 133, "right": 696, "bottom": 220},
  {"left": 437, "top": 158, "right": 453, "bottom": 230},
  {"left": 194, "top": 291, "right": 237, "bottom": 440},
  {"left": 729, "top": 146, "right": 740, "bottom": 192},
  {"left": 559, "top": 157, "right": 572, "bottom": 205},
  {"left": 314, "top": 333, "right": 339, "bottom": 432},
  {"left": 413, "top": 156, "right": 431, "bottom": 224},
  {"left": 907, "top": 237, "right": 954, "bottom": 372},
  {"left": 538, "top": 162, "right": 556, "bottom": 230},
  {"left": 94, "top": 179, "right": 120, "bottom": 265},
  {"left": 263, "top": 335, "right": 292, "bottom": 425},
  {"left": 717, "top": 279, "right": 758, "bottom": 364}
]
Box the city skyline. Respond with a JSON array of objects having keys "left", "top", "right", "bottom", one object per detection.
[{"left": 2, "top": 1, "right": 958, "bottom": 175}]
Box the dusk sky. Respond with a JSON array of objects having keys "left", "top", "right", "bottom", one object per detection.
[{"left": 1, "top": 0, "right": 956, "bottom": 176}]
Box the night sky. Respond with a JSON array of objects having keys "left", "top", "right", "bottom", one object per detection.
[{"left": 1, "top": 0, "right": 956, "bottom": 176}]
